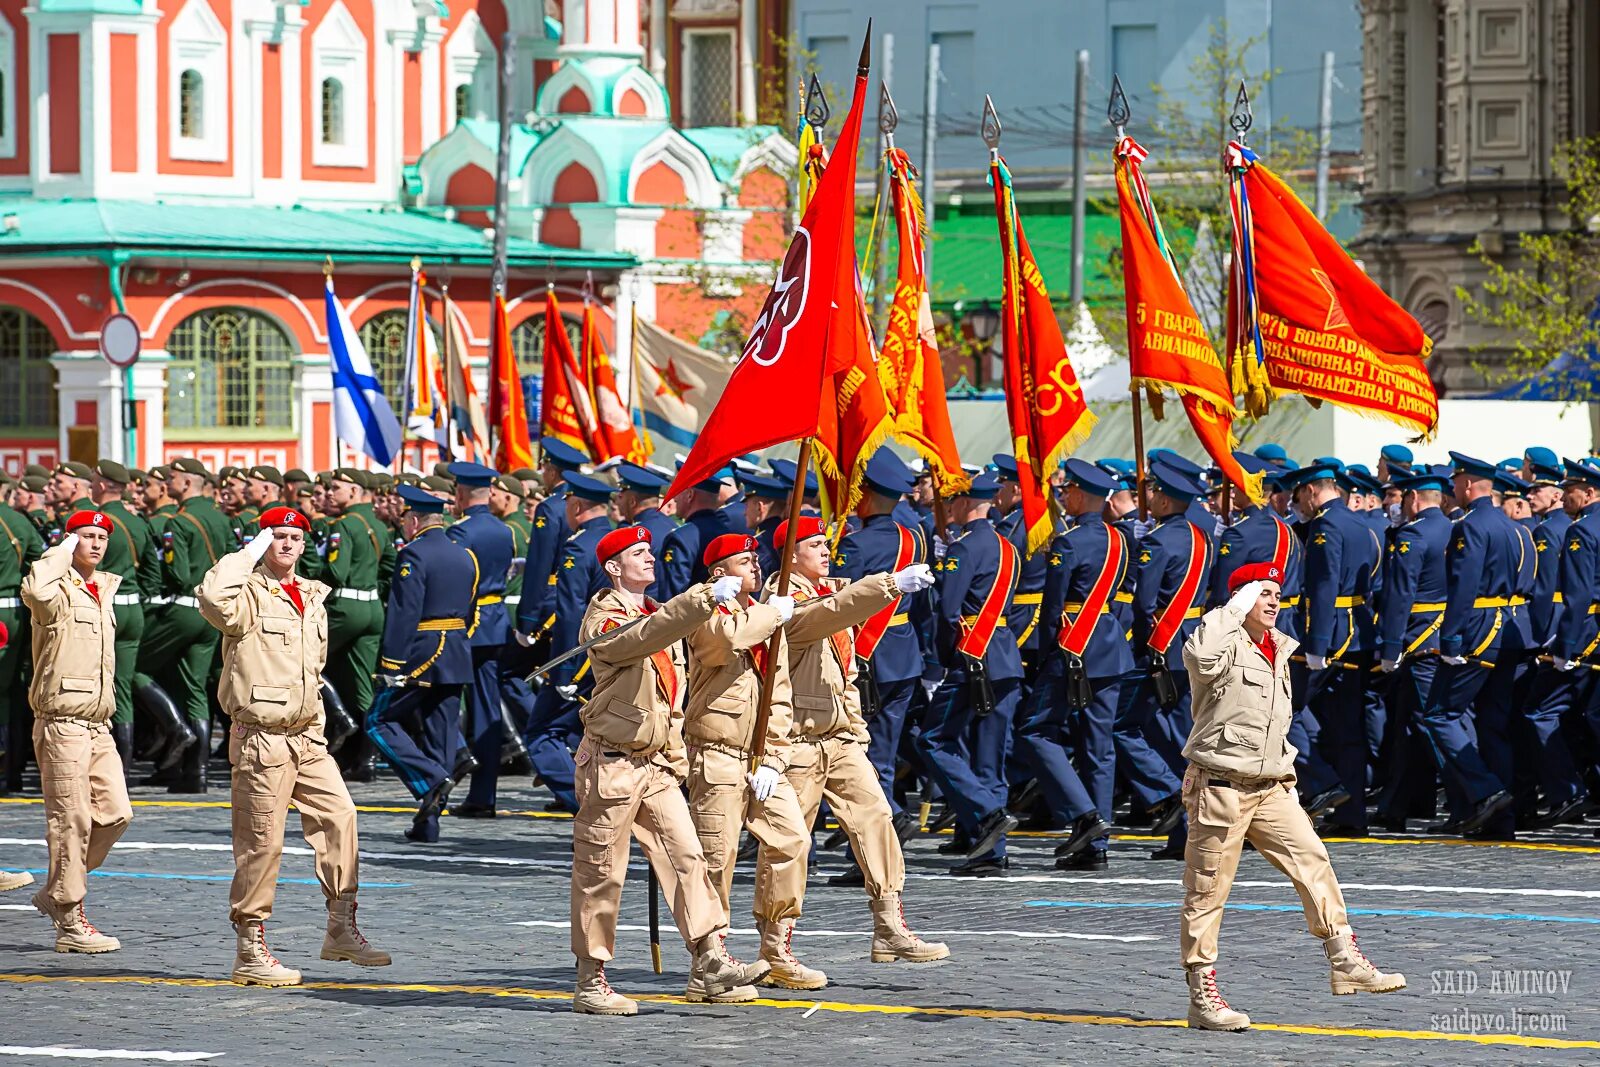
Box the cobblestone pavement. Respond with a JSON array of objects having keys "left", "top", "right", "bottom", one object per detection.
[{"left": 3, "top": 765, "right": 1599, "bottom": 1065}]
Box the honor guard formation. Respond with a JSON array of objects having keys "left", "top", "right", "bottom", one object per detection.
[{"left": 10, "top": 439, "right": 1600, "bottom": 1029}]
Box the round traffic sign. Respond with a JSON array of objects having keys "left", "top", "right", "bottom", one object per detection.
[{"left": 99, "top": 313, "right": 141, "bottom": 369}]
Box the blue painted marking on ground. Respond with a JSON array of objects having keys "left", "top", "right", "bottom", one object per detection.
[
  {"left": 2, "top": 867, "right": 409, "bottom": 888},
  {"left": 1022, "top": 900, "right": 1600, "bottom": 924}
]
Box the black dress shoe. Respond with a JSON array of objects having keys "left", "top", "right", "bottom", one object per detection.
[
  {"left": 1054, "top": 812, "right": 1112, "bottom": 858},
  {"left": 544, "top": 799, "right": 572, "bottom": 813},
  {"left": 949, "top": 855, "right": 1010, "bottom": 877},
  {"left": 892, "top": 810, "right": 917, "bottom": 843},
  {"left": 451, "top": 749, "right": 481, "bottom": 782},
  {"left": 1465, "top": 826, "right": 1516, "bottom": 842},
  {"left": 967, "top": 809, "right": 1019, "bottom": 859},
  {"left": 822, "top": 828, "right": 848, "bottom": 850},
  {"left": 1056, "top": 849, "right": 1107, "bottom": 871},
  {"left": 936, "top": 834, "right": 973, "bottom": 855},
  {"left": 1459, "top": 790, "right": 1513, "bottom": 835},
  {"left": 1149, "top": 793, "right": 1185, "bottom": 836},
  {"left": 417, "top": 777, "right": 454, "bottom": 821},
  {"left": 343, "top": 759, "right": 378, "bottom": 784},
  {"left": 1374, "top": 815, "right": 1409, "bottom": 833},
  {"left": 501, "top": 753, "right": 534, "bottom": 776},
  {"left": 405, "top": 817, "right": 439, "bottom": 844},
  {"left": 450, "top": 802, "right": 497, "bottom": 819},
  {"left": 927, "top": 807, "right": 959, "bottom": 835},
  {"left": 737, "top": 833, "right": 759, "bottom": 862},
  {"left": 1148, "top": 841, "right": 1185, "bottom": 861},
  {"left": 828, "top": 862, "right": 866, "bottom": 887},
  {"left": 1303, "top": 787, "right": 1351, "bottom": 818},
  {"left": 1535, "top": 795, "right": 1588, "bottom": 829},
  {"left": 1318, "top": 823, "right": 1366, "bottom": 838},
  {"left": 1426, "top": 817, "right": 1463, "bottom": 834}
]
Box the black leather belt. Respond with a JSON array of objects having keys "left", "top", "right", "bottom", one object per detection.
[
  {"left": 1206, "top": 778, "right": 1235, "bottom": 789},
  {"left": 602, "top": 750, "right": 624, "bottom": 758}
]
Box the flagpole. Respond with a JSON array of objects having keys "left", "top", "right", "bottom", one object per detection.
[
  {"left": 748, "top": 437, "right": 812, "bottom": 775},
  {"left": 1108, "top": 76, "right": 1150, "bottom": 521},
  {"left": 628, "top": 297, "right": 646, "bottom": 459}
]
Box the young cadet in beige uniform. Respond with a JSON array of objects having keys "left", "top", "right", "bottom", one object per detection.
[
  {"left": 1180, "top": 562, "right": 1406, "bottom": 1032},
  {"left": 198, "top": 506, "right": 390, "bottom": 988},
  {"left": 23, "top": 510, "right": 131, "bottom": 952},
  {"left": 571, "top": 525, "right": 770, "bottom": 1016},
  {"left": 764, "top": 517, "right": 947, "bottom": 964},
  {"left": 686, "top": 532, "right": 827, "bottom": 990}
]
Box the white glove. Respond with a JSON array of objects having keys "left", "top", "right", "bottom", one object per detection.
[
  {"left": 747, "top": 765, "right": 780, "bottom": 802},
  {"left": 513, "top": 630, "right": 533, "bottom": 648},
  {"left": 1304, "top": 653, "right": 1329, "bottom": 671},
  {"left": 922, "top": 676, "right": 944, "bottom": 701},
  {"left": 60, "top": 532, "right": 79, "bottom": 555},
  {"left": 768, "top": 595, "right": 795, "bottom": 623},
  {"left": 711, "top": 576, "right": 743, "bottom": 604},
  {"left": 1227, "top": 580, "right": 1265, "bottom": 615},
  {"left": 245, "top": 528, "right": 276, "bottom": 562},
  {"left": 1440, "top": 655, "right": 1468, "bottom": 667},
  {"left": 377, "top": 673, "right": 406, "bottom": 688},
  {"left": 1378, "top": 657, "right": 1400, "bottom": 674},
  {"left": 893, "top": 563, "right": 936, "bottom": 594},
  {"left": 556, "top": 684, "right": 579, "bottom": 700},
  {"left": 932, "top": 536, "right": 948, "bottom": 560},
  {"left": 1558, "top": 658, "right": 1581, "bottom": 673}
]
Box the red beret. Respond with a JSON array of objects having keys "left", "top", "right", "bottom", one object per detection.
[
  {"left": 65, "top": 510, "right": 110, "bottom": 533},
  {"left": 703, "top": 533, "right": 758, "bottom": 568},
  {"left": 773, "top": 517, "right": 826, "bottom": 548},
  {"left": 258, "top": 506, "right": 311, "bottom": 531},
  {"left": 1228, "top": 562, "right": 1284, "bottom": 595},
  {"left": 597, "top": 525, "right": 651, "bottom": 564}
]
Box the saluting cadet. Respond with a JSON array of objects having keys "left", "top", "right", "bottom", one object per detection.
[
  {"left": 1119, "top": 461, "right": 1214, "bottom": 859},
  {"left": 1281, "top": 459, "right": 1381, "bottom": 835},
  {"left": 570, "top": 527, "right": 768, "bottom": 1015},
  {"left": 921, "top": 471, "right": 1024, "bottom": 875},
  {"left": 1022, "top": 458, "right": 1128, "bottom": 870},
  {"left": 766, "top": 516, "right": 948, "bottom": 955},
  {"left": 1518, "top": 454, "right": 1587, "bottom": 826},
  {"left": 88, "top": 461, "right": 159, "bottom": 769},
  {"left": 739, "top": 470, "right": 789, "bottom": 580},
  {"left": 831, "top": 452, "right": 928, "bottom": 862},
  {"left": 367, "top": 486, "right": 479, "bottom": 844},
  {"left": 23, "top": 511, "right": 131, "bottom": 953},
  {"left": 659, "top": 470, "right": 733, "bottom": 599},
  {"left": 442, "top": 461, "right": 516, "bottom": 816},
  {"left": 137, "top": 457, "right": 232, "bottom": 794},
  {"left": 515, "top": 436, "right": 586, "bottom": 643},
  {"left": 198, "top": 508, "right": 389, "bottom": 987},
  {"left": 1416, "top": 453, "right": 1523, "bottom": 835},
  {"left": 0, "top": 478, "right": 44, "bottom": 796},
  {"left": 684, "top": 533, "right": 817, "bottom": 992},
  {"left": 1372, "top": 465, "right": 1452, "bottom": 831},
  {"left": 613, "top": 463, "right": 676, "bottom": 600},
  {"left": 522, "top": 471, "right": 617, "bottom": 814}
]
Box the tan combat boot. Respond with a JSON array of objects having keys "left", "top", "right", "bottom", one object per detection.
[
  {"left": 321, "top": 897, "right": 392, "bottom": 967},
  {"left": 757, "top": 918, "right": 827, "bottom": 990},
  {"left": 33, "top": 890, "right": 120, "bottom": 954},
  {"left": 1324, "top": 932, "right": 1407, "bottom": 995},
  {"left": 869, "top": 893, "right": 950, "bottom": 963},
  {"left": 684, "top": 963, "right": 759, "bottom": 1004},
  {"left": 0, "top": 869, "right": 34, "bottom": 892},
  {"left": 231, "top": 921, "right": 302, "bottom": 987},
  {"left": 1186, "top": 965, "right": 1250, "bottom": 1031},
  {"left": 689, "top": 930, "right": 770, "bottom": 998},
  {"left": 573, "top": 958, "right": 638, "bottom": 1015}
]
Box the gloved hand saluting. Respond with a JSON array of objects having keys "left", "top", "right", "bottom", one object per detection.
[
  {"left": 60, "top": 533, "right": 80, "bottom": 556},
  {"left": 893, "top": 563, "right": 936, "bottom": 594},
  {"left": 768, "top": 594, "right": 795, "bottom": 623},
  {"left": 245, "top": 528, "right": 276, "bottom": 562},
  {"left": 1227, "top": 580, "right": 1265, "bottom": 615},
  {"left": 747, "top": 765, "right": 780, "bottom": 802},
  {"left": 711, "top": 576, "right": 744, "bottom": 605}
]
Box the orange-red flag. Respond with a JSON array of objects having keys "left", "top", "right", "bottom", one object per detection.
[
  {"left": 581, "top": 301, "right": 647, "bottom": 463},
  {"left": 815, "top": 264, "right": 894, "bottom": 520},
  {"left": 1226, "top": 141, "right": 1438, "bottom": 437},
  {"left": 488, "top": 290, "right": 534, "bottom": 472},
  {"left": 879, "top": 147, "right": 968, "bottom": 498},
  {"left": 1115, "top": 137, "right": 1262, "bottom": 504},
  {"left": 665, "top": 41, "right": 872, "bottom": 502},
  {"left": 990, "top": 154, "right": 1096, "bottom": 556},
  {"left": 539, "top": 290, "right": 598, "bottom": 459}
]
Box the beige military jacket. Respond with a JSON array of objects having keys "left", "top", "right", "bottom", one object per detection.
[
  {"left": 22, "top": 541, "right": 120, "bottom": 724},
  {"left": 764, "top": 571, "right": 899, "bottom": 744},
  {"left": 579, "top": 582, "right": 718, "bottom": 773},
  {"left": 685, "top": 598, "right": 793, "bottom": 774},
  {"left": 197, "top": 549, "right": 331, "bottom": 736},
  {"left": 1181, "top": 602, "right": 1299, "bottom": 784}
]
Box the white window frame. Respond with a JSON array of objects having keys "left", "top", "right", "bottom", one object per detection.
[
  {"left": 0, "top": 16, "right": 15, "bottom": 159},
  {"left": 310, "top": 0, "right": 368, "bottom": 168},
  {"left": 169, "top": 0, "right": 227, "bottom": 162},
  {"left": 445, "top": 9, "right": 494, "bottom": 125},
  {"left": 680, "top": 27, "right": 736, "bottom": 127}
]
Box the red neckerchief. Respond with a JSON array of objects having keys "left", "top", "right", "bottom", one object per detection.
[
  {"left": 608, "top": 598, "right": 676, "bottom": 706},
  {"left": 281, "top": 580, "right": 304, "bottom": 614},
  {"left": 1254, "top": 628, "right": 1276, "bottom": 666},
  {"left": 83, "top": 581, "right": 99, "bottom": 602},
  {"left": 792, "top": 582, "right": 853, "bottom": 671}
]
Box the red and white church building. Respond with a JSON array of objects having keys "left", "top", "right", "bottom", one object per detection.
[{"left": 0, "top": 0, "right": 794, "bottom": 472}]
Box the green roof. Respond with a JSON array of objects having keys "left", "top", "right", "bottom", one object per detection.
[
  {"left": 681, "top": 126, "right": 784, "bottom": 181},
  {"left": 0, "top": 199, "right": 635, "bottom": 269},
  {"left": 542, "top": 117, "right": 678, "bottom": 201},
  {"left": 455, "top": 119, "right": 544, "bottom": 174}
]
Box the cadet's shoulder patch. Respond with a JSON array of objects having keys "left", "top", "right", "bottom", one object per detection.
[
  {"left": 1454, "top": 536, "right": 1466, "bottom": 552},
  {"left": 1048, "top": 553, "right": 1062, "bottom": 567},
  {"left": 397, "top": 561, "right": 413, "bottom": 580},
  {"left": 1311, "top": 533, "right": 1327, "bottom": 546},
  {"left": 943, "top": 555, "right": 959, "bottom": 571},
  {"left": 662, "top": 549, "right": 674, "bottom": 563},
  {"left": 535, "top": 516, "right": 546, "bottom": 529},
  {"left": 1138, "top": 550, "right": 1152, "bottom": 564},
  {"left": 1218, "top": 542, "right": 1231, "bottom": 556},
  {"left": 1398, "top": 540, "right": 1410, "bottom": 554},
  {"left": 562, "top": 556, "right": 576, "bottom": 569},
  {"left": 1570, "top": 539, "right": 1583, "bottom": 552}
]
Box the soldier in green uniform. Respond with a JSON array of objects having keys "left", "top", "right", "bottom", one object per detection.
[
  {"left": 236, "top": 465, "right": 279, "bottom": 539},
  {"left": 51, "top": 461, "right": 94, "bottom": 523},
  {"left": 89, "top": 461, "right": 162, "bottom": 769},
  {"left": 282, "top": 468, "right": 312, "bottom": 503},
  {"left": 16, "top": 474, "right": 50, "bottom": 540},
  {"left": 137, "top": 457, "right": 234, "bottom": 792},
  {"left": 0, "top": 476, "right": 44, "bottom": 794}
]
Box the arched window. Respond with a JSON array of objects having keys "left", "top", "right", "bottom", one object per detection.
[
  {"left": 454, "top": 83, "right": 471, "bottom": 125},
  {"left": 357, "top": 310, "right": 408, "bottom": 409},
  {"left": 0, "top": 307, "right": 58, "bottom": 429},
  {"left": 179, "top": 69, "right": 204, "bottom": 139},
  {"left": 165, "top": 308, "right": 294, "bottom": 432},
  {"left": 321, "top": 78, "right": 344, "bottom": 146},
  {"left": 510, "top": 312, "right": 583, "bottom": 377}
]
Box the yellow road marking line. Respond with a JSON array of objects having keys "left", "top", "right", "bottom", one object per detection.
[
  {"left": 0, "top": 798, "right": 573, "bottom": 821},
  {"left": 0, "top": 973, "right": 1593, "bottom": 1050}
]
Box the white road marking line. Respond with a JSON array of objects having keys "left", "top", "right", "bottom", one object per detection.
[
  {"left": 802, "top": 1004, "right": 821, "bottom": 1019},
  {"left": 0, "top": 1048, "right": 221, "bottom": 1062},
  {"left": 891, "top": 868, "right": 1600, "bottom": 899},
  {"left": 0, "top": 904, "right": 34, "bottom": 911},
  {"left": 509, "top": 919, "right": 1159, "bottom": 943}
]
